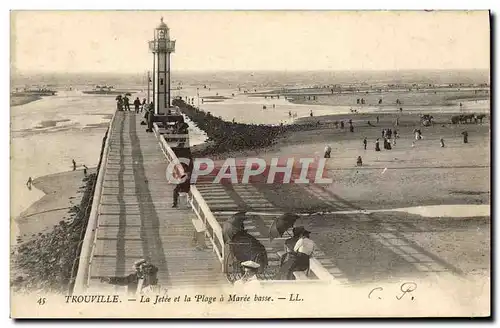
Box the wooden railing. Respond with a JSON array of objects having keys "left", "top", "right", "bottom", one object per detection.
[
  {"left": 153, "top": 123, "right": 225, "bottom": 268},
  {"left": 73, "top": 112, "right": 117, "bottom": 293},
  {"left": 189, "top": 187, "right": 225, "bottom": 268},
  {"left": 153, "top": 122, "right": 190, "bottom": 148}
]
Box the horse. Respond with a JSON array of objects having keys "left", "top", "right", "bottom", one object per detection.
[{"left": 475, "top": 114, "right": 487, "bottom": 124}]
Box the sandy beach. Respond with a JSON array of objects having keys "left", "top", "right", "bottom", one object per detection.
[
  {"left": 182, "top": 91, "right": 490, "bottom": 291},
  {"left": 11, "top": 169, "right": 97, "bottom": 293},
  {"left": 13, "top": 169, "right": 94, "bottom": 244}
]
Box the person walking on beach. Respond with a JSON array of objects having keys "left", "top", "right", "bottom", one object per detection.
[
  {"left": 310, "top": 110, "right": 313, "bottom": 117},
  {"left": 340, "top": 121, "right": 345, "bottom": 129},
  {"left": 72, "top": 159, "right": 76, "bottom": 171},
  {"left": 376, "top": 116, "right": 379, "bottom": 123},
  {"left": 440, "top": 138, "right": 445, "bottom": 148},
  {"left": 324, "top": 145, "right": 332, "bottom": 158},
  {"left": 375, "top": 139, "right": 381, "bottom": 152},
  {"left": 134, "top": 97, "right": 141, "bottom": 113},
  {"left": 462, "top": 131, "right": 468, "bottom": 144},
  {"left": 363, "top": 137, "right": 367, "bottom": 150},
  {"left": 26, "top": 177, "right": 33, "bottom": 189},
  {"left": 357, "top": 156, "right": 363, "bottom": 166}
]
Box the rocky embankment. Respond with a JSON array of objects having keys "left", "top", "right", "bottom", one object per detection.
[
  {"left": 173, "top": 99, "right": 319, "bottom": 156},
  {"left": 11, "top": 173, "right": 96, "bottom": 295}
]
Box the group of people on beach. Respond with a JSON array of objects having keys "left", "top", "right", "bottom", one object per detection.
[
  {"left": 332, "top": 119, "right": 355, "bottom": 133},
  {"left": 322, "top": 113, "right": 473, "bottom": 167},
  {"left": 26, "top": 159, "right": 88, "bottom": 191}
]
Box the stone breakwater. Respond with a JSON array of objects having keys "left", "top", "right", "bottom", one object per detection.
[
  {"left": 172, "top": 99, "right": 319, "bottom": 156},
  {"left": 11, "top": 173, "right": 97, "bottom": 294}
]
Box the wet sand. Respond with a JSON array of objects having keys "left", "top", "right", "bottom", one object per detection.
[
  {"left": 13, "top": 168, "right": 94, "bottom": 244},
  {"left": 11, "top": 169, "right": 97, "bottom": 293},
  {"left": 10, "top": 95, "right": 42, "bottom": 107},
  {"left": 285, "top": 88, "right": 489, "bottom": 108}
]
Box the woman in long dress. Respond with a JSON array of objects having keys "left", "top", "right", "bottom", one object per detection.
[{"left": 277, "top": 228, "right": 315, "bottom": 280}]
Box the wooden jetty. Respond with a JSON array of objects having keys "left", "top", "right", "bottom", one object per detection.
[{"left": 77, "top": 111, "right": 227, "bottom": 293}]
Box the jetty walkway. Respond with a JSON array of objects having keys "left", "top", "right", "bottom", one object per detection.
[{"left": 78, "top": 111, "right": 227, "bottom": 293}]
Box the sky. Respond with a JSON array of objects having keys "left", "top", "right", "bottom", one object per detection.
[{"left": 10, "top": 10, "right": 490, "bottom": 73}]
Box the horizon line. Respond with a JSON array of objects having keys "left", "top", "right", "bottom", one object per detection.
[{"left": 12, "top": 68, "right": 490, "bottom": 75}]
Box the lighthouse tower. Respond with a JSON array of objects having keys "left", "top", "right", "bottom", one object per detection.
[{"left": 148, "top": 17, "right": 176, "bottom": 115}]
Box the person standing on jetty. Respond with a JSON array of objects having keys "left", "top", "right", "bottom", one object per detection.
[
  {"left": 277, "top": 227, "right": 315, "bottom": 280},
  {"left": 123, "top": 95, "right": 130, "bottom": 111},
  {"left": 375, "top": 139, "right": 381, "bottom": 151},
  {"left": 145, "top": 103, "right": 154, "bottom": 132},
  {"left": 462, "top": 131, "right": 469, "bottom": 143},
  {"left": 363, "top": 137, "right": 367, "bottom": 150},
  {"left": 310, "top": 110, "right": 313, "bottom": 117},
  {"left": 172, "top": 163, "right": 191, "bottom": 208},
  {"left": 100, "top": 259, "right": 159, "bottom": 297},
  {"left": 134, "top": 97, "right": 141, "bottom": 113},
  {"left": 83, "top": 165, "right": 88, "bottom": 176},
  {"left": 234, "top": 261, "right": 261, "bottom": 287},
  {"left": 72, "top": 159, "right": 76, "bottom": 171},
  {"left": 115, "top": 95, "right": 123, "bottom": 111}
]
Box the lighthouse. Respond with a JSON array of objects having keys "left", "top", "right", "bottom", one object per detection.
[{"left": 148, "top": 17, "right": 176, "bottom": 115}]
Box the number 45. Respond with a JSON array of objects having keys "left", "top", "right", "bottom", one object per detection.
[{"left": 37, "top": 298, "right": 46, "bottom": 305}]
